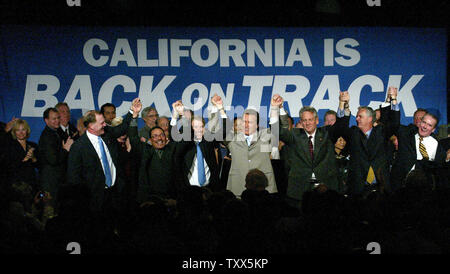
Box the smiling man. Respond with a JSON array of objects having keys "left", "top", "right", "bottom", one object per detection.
[
  {"left": 55, "top": 102, "right": 79, "bottom": 142},
  {"left": 270, "top": 93, "right": 349, "bottom": 209},
  {"left": 38, "top": 107, "right": 73, "bottom": 203},
  {"left": 169, "top": 100, "right": 221, "bottom": 192},
  {"left": 67, "top": 98, "right": 141, "bottom": 216},
  {"left": 129, "top": 120, "right": 179, "bottom": 205},
  {"left": 390, "top": 110, "right": 447, "bottom": 191},
  {"left": 209, "top": 94, "right": 278, "bottom": 197},
  {"left": 336, "top": 87, "right": 400, "bottom": 197}
]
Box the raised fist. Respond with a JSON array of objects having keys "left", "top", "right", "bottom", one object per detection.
[
  {"left": 211, "top": 94, "right": 223, "bottom": 108},
  {"left": 387, "top": 86, "right": 398, "bottom": 99},
  {"left": 339, "top": 91, "right": 350, "bottom": 103},
  {"left": 271, "top": 94, "right": 283, "bottom": 107},
  {"left": 172, "top": 100, "right": 184, "bottom": 116}
]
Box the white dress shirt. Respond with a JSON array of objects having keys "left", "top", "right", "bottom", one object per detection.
[
  {"left": 188, "top": 141, "right": 211, "bottom": 187},
  {"left": 410, "top": 133, "right": 438, "bottom": 171},
  {"left": 415, "top": 133, "right": 438, "bottom": 161},
  {"left": 86, "top": 131, "right": 117, "bottom": 187}
]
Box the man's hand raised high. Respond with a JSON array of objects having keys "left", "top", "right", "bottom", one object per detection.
[
  {"left": 271, "top": 94, "right": 283, "bottom": 108},
  {"left": 131, "top": 98, "right": 142, "bottom": 118},
  {"left": 172, "top": 100, "right": 184, "bottom": 118},
  {"left": 211, "top": 94, "right": 224, "bottom": 109}
]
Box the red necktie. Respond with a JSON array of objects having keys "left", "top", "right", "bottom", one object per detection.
[{"left": 308, "top": 135, "right": 314, "bottom": 161}]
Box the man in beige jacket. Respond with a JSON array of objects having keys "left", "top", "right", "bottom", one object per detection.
[{"left": 209, "top": 94, "right": 278, "bottom": 197}]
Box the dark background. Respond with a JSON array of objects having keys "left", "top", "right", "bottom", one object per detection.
[
  {"left": 1, "top": 0, "right": 448, "bottom": 122},
  {"left": 1, "top": 0, "right": 448, "bottom": 27}
]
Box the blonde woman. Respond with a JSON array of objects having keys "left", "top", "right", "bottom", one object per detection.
[{"left": 5, "top": 119, "right": 39, "bottom": 190}]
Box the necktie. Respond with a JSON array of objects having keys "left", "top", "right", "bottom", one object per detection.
[
  {"left": 364, "top": 133, "right": 375, "bottom": 184},
  {"left": 98, "top": 136, "right": 112, "bottom": 187},
  {"left": 156, "top": 149, "right": 163, "bottom": 159},
  {"left": 196, "top": 142, "right": 206, "bottom": 186},
  {"left": 308, "top": 135, "right": 314, "bottom": 161},
  {"left": 65, "top": 128, "right": 69, "bottom": 138},
  {"left": 419, "top": 136, "right": 429, "bottom": 160},
  {"left": 246, "top": 135, "right": 252, "bottom": 146},
  {"left": 366, "top": 166, "right": 375, "bottom": 185}
]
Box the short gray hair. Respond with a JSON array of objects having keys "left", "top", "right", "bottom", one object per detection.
[
  {"left": 141, "top": 106, "right": 158, "bottom": 118},
  {"left": 358, "top": 106, "right": 376, "bottom": 125},
  {"left": 299, "top": 106, "right": 318, "bottom": 120}
]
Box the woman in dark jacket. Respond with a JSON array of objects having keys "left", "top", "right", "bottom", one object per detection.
[{"left": 3, "top": 119, "right": 39, "bottom": 192}]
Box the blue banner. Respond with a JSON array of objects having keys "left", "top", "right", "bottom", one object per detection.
[{"left": 0, "top": 25, "right": 446, "bottom": 142}]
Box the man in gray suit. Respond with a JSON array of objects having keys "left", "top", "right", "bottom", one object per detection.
[
  {"left": 210, "top": 94, "right": 278, "bottom": 197},
  {"left": 269, "top": 93, "right": 350, "bottom": 209}
]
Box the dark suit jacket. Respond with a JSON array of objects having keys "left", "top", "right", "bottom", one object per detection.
[
  {"left": 128, "top": 125, "right": 178, "bottom": 203},
  {"left": 436, "top": 137, "right": 450, "bottom": 188},
  {"left": 279, "top": 113, "right": 349, "bottom": 201},
  {"left": 391, "top": 125, "right": 448, "bottom": 191},
  {"left": 57, "top": 122, "right": 79, "bottom": 142},
  {"left": 337, "top": 108, "right": 400, "bottom": 196},
  {"left": 38, "top": 126, "right": 69, "bottom": 198},
  {"left": 3, "top": 135, "right": 39, "bottom": 187},
  {"left": 174, "top": 137, "right": 221, "bottom": 192},
  {"left": 66, "top": 112, "right": 133, "bottom": 212}
]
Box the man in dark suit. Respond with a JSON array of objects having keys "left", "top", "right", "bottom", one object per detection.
[
  {"left": 436, "top": 136, "right": 450, "bottom": 188},
  {"left": 336, "top": 87, "right": 400, "bottom": 198},
  {"left": 129, "top": 124, "right": 178, "bottom": 205},
  {"left": 170, "top": 100, "right": 222, "bottom": 192},
  {"left": 66, "top": 98, "right": 141, "bottom": 215},
  {"left": 269, "top": 93, "right": 349, "bottom": 209},
  {"left": 55, "top": 102, "right": 79, "bottom": 142},
  {"left": 38, "top": 107, "right": 73, "bottom": 203},
  {"left": 391, "top": 110, "right": 448, "bottom": 191}
]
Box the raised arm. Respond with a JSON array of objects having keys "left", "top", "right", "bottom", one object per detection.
[
  {"left": 383, "top": 87, "right": 401, "bottom": 139},
  {"left": 105, "top": 98, "right": 142, "bottom": 139},
  {"left": 208, "top": 94, "right": 234, "bottom": 145},
  {"left": 331, "top": 91, "right": 352, "bottom": 142},
  {"left": 269, "top": 94, "right": 295, "bottom": 145}
]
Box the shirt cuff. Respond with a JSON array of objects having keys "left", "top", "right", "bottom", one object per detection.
[
  {"left": 210, "top": 106, "right": 218, "bottom": 113},
  {"left": 170, "top": 117, "right": 178, "bottom": 127},
  {"left": 391, "top": 103, "right": 400, "bottom": 111},
  {"left": 130, "top": 119, "right": 138, "bottom": 127},
  {"left": 269, "top": 116, "right": 278, "bottom": 125}
]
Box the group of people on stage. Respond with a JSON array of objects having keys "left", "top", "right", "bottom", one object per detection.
[{"left": 0, "top": 87, "right": 449, "bottom": 253}]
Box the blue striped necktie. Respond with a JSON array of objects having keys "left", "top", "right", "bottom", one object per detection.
[{"left": 98, "top": 136, "right": 112, "bottom": 187}]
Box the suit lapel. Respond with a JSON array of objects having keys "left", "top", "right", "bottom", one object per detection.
[
  {"left": 298, "top": 131, "right": 313, "bottom": 164},
  {"left": 358, "top": 129, "right": 370, "bottom": 155},
  {"left": 313, "top": 129, "right": 325, "bottom": 159},
  {"left": 410, "top": 130, "right": 418, "bottom": 159},
  {"left": 200, "top": 141, "right": 214, "bottom": 169},
  {"left": 82, "top": 134, "right": 104, "bottom": 170}
]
